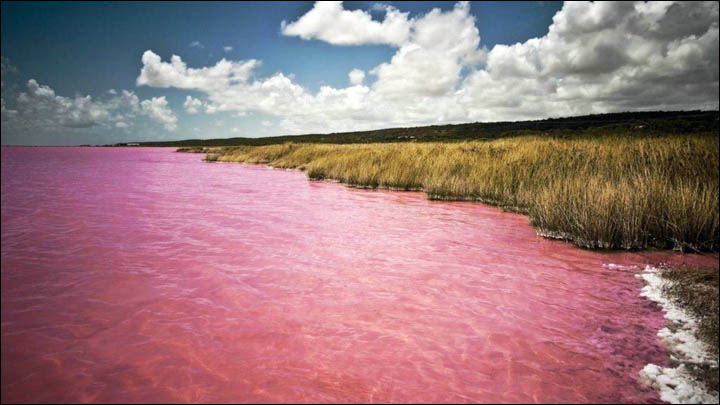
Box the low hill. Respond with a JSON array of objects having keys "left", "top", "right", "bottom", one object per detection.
[{"left": 125, "top": 110, "right": 719, "bottom": 147}]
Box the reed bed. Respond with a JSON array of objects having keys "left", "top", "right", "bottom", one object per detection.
[{"left": 202, "top": 133, "right": 719, "bottom": 252}]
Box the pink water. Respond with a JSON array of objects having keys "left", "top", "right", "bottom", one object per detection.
[{"left": 2, "top": 147, "right": 717, "bottom": 403}]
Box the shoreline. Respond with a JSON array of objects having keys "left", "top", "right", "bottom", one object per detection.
[
  {"left": 207, "top": 156, "right": 716, "bottom": 254},
  {"left": 638, "top": 266, "right": 719, "bottom": 404},
  {"left": 180, "top": 135, "right": 719, "bottom": 253},
  {"left": 183, "top": 144, "right": 719, "bottom": 402}
]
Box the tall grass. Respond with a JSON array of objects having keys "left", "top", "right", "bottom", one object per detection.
[{"left": 202, "top": 133, "right": 719, "bottom": 252}]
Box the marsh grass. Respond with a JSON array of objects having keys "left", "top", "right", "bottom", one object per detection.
[{"left": 203, "top": 133, "right": 719, "bottom": 252}]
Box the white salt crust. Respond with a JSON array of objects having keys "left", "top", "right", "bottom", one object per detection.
[{"left": 636, "top": 266, "right": 719, "bottom": 404}]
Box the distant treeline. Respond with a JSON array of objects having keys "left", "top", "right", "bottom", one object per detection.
[{"left": 123, "top": 110, "right": 719, "bottom": 147}]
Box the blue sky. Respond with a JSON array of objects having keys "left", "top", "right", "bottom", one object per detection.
[{"left": 1, "top": 1, "right": 718, "bottom": 145}]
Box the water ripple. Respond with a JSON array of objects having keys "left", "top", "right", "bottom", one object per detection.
[{"left": 2, "top": 147, "right": 717, "bottom": 404}]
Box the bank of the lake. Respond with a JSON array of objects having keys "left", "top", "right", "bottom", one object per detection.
[
  {"left": 186, "top": 133, "right": 719, "bottom": 253},
  {"left": 182, "top": 132, "right": 719, "bottom": 400}
]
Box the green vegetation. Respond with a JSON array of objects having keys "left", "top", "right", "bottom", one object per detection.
[
  {"left": 190, "top": 132, "right": 719, "bottom": 252},
  {"left": 173, "top": 113, "right": 719, "bottom": 393},
  {"left": 139, "top": 110, "right": 718, "bottom": 147},
  {"left": 661, "top": 266, "right": 719, "bottom": 392}
]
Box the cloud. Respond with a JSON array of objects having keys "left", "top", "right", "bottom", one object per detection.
[
  {"left": 1, "top": 97, "right": 17, "bottom": 121},
  {"left": 223, "top": 46, "right": 233, "bottom": 53},
  {"left": 0, "top": 56, "right": 16, "bottom": 74},
  {"left": 281, "top": 1, "right": 411, "bottom": 46},
  {"left": 348, "top": 68, "right": 365, "bottom": 85},
  {"left": 2, "top": 78, "right": 179, "bottom": 132},
  {"left": 465, "top": 0, "right": 720, "bottom": 119},
  {"left": 370, "top": 2, "right": 485, "bottom": 100},
  {"left": 136, "top": 2, "right": 483, "bottom": 132},
  {"left": 137, "top": 50, "right": 258, "bottom": 92},
  {"left": 189, "top": 40, "right": 204, "bottom": 49},
  {"left": 1, "top": 56, "right": 17, "bottom": 88},
  {"left": 140, "top": 96, "right": 178, "bottom": 131},
  {"left": 370, "top": 3, "right": 393, "bottom": 13},
  {"left": 136, "top": 1, "right": 719, "bottom": 134},
  {"left": 183, "top": 95, "right": 204, "bottom": 114},
  {"left": 0, "top": 58, "right": 18, "bottom": 120},
  {"left": 12, "top": 79, "right": 135, "bottom": 128}
]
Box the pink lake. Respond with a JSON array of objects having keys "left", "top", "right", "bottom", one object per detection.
[{"left": 1, "top": 147, "right": 717, "bottom": 403}]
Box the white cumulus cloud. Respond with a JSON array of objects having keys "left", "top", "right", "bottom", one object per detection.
[
  {"left": 135, "top": 1, "right": 718, "bottom": 134},
  {"left": 140, "top": 96, "right": 178, "bottom": 131},
  {"left": 281, "top": 1, "right": 411, "bottom": 46},
  {"left": 348, "top": 69, "right": 365, "bottom": 85},
  {"left": 183, "top": 95, "right": 204, "bottom": 114},
  {"left": 12, "top": 79, "right": 138, "bottom": 128},
  {"left": 137, "top": 50, "right": 258, "bottom": 93},
  {"left": 2, "top": 78, "right": 180, "bottom": 133}
]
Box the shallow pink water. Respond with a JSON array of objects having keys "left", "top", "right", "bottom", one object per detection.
[{"left": 2, "top": 147, "right": 717, "bottom": 403}]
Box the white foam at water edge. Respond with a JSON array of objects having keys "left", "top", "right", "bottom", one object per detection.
[
  {"left": 636, "top": 266, "right": 719, "bottom": 404},
  {"left": 604, "top": 263, "right": 640, "bottom": 271}
]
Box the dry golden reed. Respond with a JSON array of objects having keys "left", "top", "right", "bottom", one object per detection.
[{"left": 202, "top": 134, "right": 719, "bottom": 252}]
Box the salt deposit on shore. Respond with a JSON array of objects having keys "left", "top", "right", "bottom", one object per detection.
[{"left": 637, "top": 266, "right": 719, "bottom": 404}]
